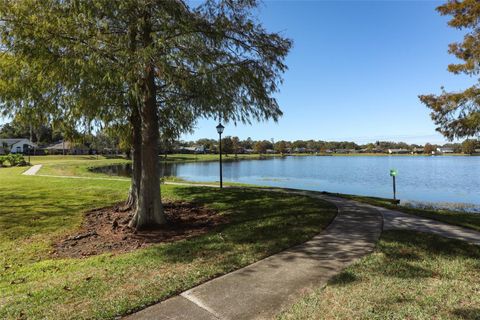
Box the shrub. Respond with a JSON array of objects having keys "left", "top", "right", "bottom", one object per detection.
[
  {"left": 0, "top": 156, "right": 7, "bottom": 167},
  {"left": 6, "top": 154, "right": 28, "bottom": 166}
]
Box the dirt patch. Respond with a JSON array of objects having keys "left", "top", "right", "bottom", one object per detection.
[{"left": 52, "top": 201, "right": 225, "bottom": 258}]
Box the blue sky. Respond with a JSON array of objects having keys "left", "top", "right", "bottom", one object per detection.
[
  {"left": 0, "top": 1, "right": 472, "bottom": 144},
  {"left": 184, "top": 0, "right": 473, "bottom": 144}
]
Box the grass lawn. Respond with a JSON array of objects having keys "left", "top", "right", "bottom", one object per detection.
[
  {"left": 29, "top": 155, "right": 130, "bottom": 177},
  {"left": 334, "top": 193, "right": 480, "bottom": 232},
  {"left": 279, "top": 230, "right": 480, "bottom": 320},
  {"left": 30, "top": 154, "right": 280, "bottom": 178},
  {"left": 0, "top": 163, "right": 336, "bottom": 319}
]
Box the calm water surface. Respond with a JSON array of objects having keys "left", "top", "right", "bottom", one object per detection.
[{"left": 94, "top": 156, "right": 480, "bottom": 207}]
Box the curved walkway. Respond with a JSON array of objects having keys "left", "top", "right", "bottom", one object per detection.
[
  {"left": 375, "top": 205, "right": 480, "bottom": 245},
  {"left": 126, "top": 193, "right": 383, "bottom": 320}
]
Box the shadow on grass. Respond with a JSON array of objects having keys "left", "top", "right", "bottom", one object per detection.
[
  {"left": 325, "top": 230, "right": 480, "bottom": 293},
  {"left": 137, "top": 186, "right": 337, "bottom": 267},
  {"left": 0, "top": 194, "right": 85, "bottom": 239},
  {"left": 328, "top": 270, "right": 358, "bottom": 286},
  {"left": 452, "top": 308, "right": 480, "bottom": 320},
  {"left": 0, "top": 179, "right": 127, "bottom": 240},
  {"left": 381, "top": 230, "right": 480, "bottom": 260},
  {"left": 374, "top": 231, "right": 480, "bottom": 281}
]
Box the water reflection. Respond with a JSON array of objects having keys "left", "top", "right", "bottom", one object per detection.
[{"left": 92, "top": 162, "right": 180, "bottom": 177}]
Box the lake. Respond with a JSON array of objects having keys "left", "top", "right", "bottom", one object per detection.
[{"left": 93, "top": 156, "right": 480, "bottom": 210}]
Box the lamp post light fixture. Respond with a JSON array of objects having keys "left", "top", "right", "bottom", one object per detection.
[{"left": 216, "top": 123, "right": 225, "bottom": 189}]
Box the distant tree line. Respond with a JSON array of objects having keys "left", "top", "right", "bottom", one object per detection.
[
  {"left": 0, "top": 121, "right": 63, "bottom": 145},
  {"left": 178, "top": 137, "right": 480, "bottom": 155},
  {"left": 2, "top": 120, "right": 479, "bottom": 156}
]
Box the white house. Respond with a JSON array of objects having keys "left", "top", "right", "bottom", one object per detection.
[
  {"left": 388, "top": 148, "right": 410, "bottom": 154},
  {"left": 0, "top": 138, "right": 36, "bottom": 154},
  {"left": 177, "top": 145, "right": 205, "bottom": 154},
  {"left": 436, "top": 147, "right": 454, "bottom": 154}
]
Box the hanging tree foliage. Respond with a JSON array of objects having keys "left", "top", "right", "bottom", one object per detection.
[
  {"left": 419, "top": 0, "right": 480, "bottom": 140},
  {"left": 0, "top": 0, "right": 291, "bottom": 230}
]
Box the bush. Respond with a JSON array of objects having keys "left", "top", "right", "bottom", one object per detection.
[
  {"left": 6, "top": 154, "right": 28, "bottom": 166},
  {"left": 0, "top": 156, "right": 7, "bottom": 167}
]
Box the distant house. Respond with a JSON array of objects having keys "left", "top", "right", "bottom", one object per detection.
[
  {"left": 293, "top": 147, "right": 306, "bottom": 153},
  {"left": 335, "top": 149, "right": 357, "bottom": 154},
  {"left": 0, "top": 138, "right": 36, "bottom": 154},
  {"left": 412, "top": 147, "right": 424, "bottom": 154},
  {"left": 388, "top": 149, "right": 410, "bottom": 154},
  {"left": 436, "top": 147, "right": 454, "bottom": 154},
  {"left": 45, "top": 141, "right": 89, "bottom": 155},
  {"left": 177, "top": 145, "right": 205, "bottom": 154},
  {"left": 266, "top": 149, "right": 276, "bottom": 154}
]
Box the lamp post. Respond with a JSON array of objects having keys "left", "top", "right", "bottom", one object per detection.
[
  {"left": 390, "top": 169, "right": 398, "bottom": 202},
  {"left": 216, "top": 123, "right": 225, "bottom": 189}
]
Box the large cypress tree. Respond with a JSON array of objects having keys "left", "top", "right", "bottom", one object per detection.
[{"left": 0, "top": 0, "right": 291, "bottom": 230}]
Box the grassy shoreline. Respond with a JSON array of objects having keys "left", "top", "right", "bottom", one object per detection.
[{"left": 30, "top": 155, "right": 480, "bottom": 232}]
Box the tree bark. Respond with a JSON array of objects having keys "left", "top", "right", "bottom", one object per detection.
[
  {"left": 126, "top": 105, "right": 142, "bottom": 213},
  {"left": 130, "top": 12, "right": 166, "bottom": 230}
]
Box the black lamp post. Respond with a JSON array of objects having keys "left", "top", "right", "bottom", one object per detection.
[{"left": 216, "top": 123, "right": 225, "bottom": 189}]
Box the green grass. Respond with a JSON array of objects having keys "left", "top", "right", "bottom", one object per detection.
[
  {"left": 29, "top": 155, "right": 130, "bottom": 177},
  {"left": 332, "top": 193, "right": 480, "bottom": 232},
  {"left": 0, "top": 163, "right": 336, "bottom": 319},
  {"left": 278, "top": 230, "right": 480, "bottom": 320},
  {"left": 29, "top": 154, "right": 280, "bottom": 178}
]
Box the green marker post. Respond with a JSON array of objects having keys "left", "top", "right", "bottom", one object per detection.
[{"left": 390, "top": 169, "right": 398, "bottom": 201}]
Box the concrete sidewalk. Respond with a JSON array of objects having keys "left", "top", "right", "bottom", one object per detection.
[
  {"left": 22, "top": 164, "right": 43, "bottom": 176},
  {"left": 377, "top": 205, "right": 480, "bottom": 245},
  {"left": 125, "top": 193, "right": 383, "bottom": 320}
]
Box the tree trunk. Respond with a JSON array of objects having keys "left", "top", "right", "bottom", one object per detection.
[
  {"left": 126, "top": 105, "right": 141, "bottom": 212},
  {"left": 130, "top": 14, "right": 165, "bottom": 230}
]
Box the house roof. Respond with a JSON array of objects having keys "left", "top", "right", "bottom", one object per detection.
[
  {"left": 178, "top": 145, "right": 205, "bottom": 151},
  {"left": 0, "top": 138, "right": 36, "bottom": 147},
  {"left": 437, "top": 147, "right": 454, "bottom": 152},
  {"left": 45, "top": 141, "right": 88, "bottom": 150},
  {"left": 0, "top": 138, "right": 27, "bottom": 145}
]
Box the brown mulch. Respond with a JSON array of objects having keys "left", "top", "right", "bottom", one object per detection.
[{"left": 51, "top": 201, "right": 225, "bottom": 258}]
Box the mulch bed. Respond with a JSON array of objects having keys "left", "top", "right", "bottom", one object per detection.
[{"left": 52, "top": 201, "right": 225, "bottom": 258}]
